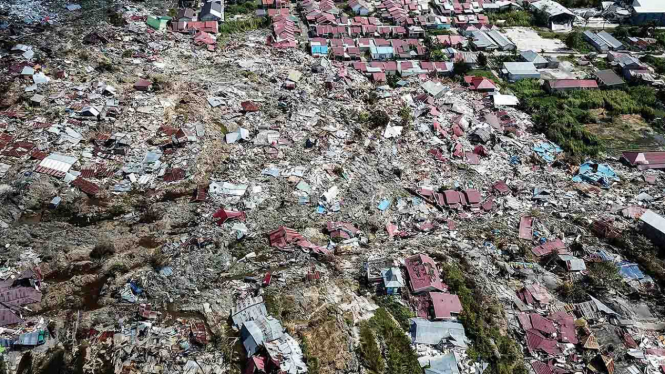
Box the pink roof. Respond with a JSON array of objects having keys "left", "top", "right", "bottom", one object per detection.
[
  {"left": 622, "top": 151, "right": 665, "bottom": 169},
  {"left": 549, "top": 79, "right": 598, "bottom": 89},
  {"left": 532, "top": 238, "right": 567, "bottom": 257},
  {"left": 353, "top": 62, "right": 367, "bottom": 71},
  {"left": 400, "top": 61, "right": 413, "bottom": 70},
  {"left": 384, "top": 61, "right": 397, "bottom": 71},
  {"left": 463, "top": 189, "right": 481, "bottom": 204},
  {"left": 420, "top": 61, "right": 434, "bottom": 70},
  {"left": 519, "top": 216, "right": 534, "bottom": 240},
  {"left": 526, "top": 330, "right": 561, "bottom": 356},
  {"left": 372, "top": 72, "right": 386, "bottom": 82},
  {"left": 530, "top": 313, "right": 556, "bottom": 334},
  {"left": 429, "top": 292, "right": 462, "bottom": 319},
  {"left": 443, "top": 190, "right": 461, "bottom": 206},
  {"left": 405, "top": 254, "right": 444, "bottom": 293},
  {"left": 518, "top": 313, "right": 532, "bottom": 330},
  {"left": 493, "top": 180, "right": 510, "bottom": 195}
]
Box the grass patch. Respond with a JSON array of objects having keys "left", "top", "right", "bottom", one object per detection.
[
  {"left": 375, "top": 296, "right": 414, "bottom": 330},
  {"left": 225, "top": 1, "right": 258, "bottom": 18},
  {"left": 358, "top": 321, "right": 385, "bottom": 374},
  {"left": 219, "top": 17, "right": 269, "bottom": 36},
  {"left": 368, "top": 308, "right": 421, "bottom": 374},
  {"left": 641, "top": 54, "right": 665, "bottom": 74},
  {"left": 466, "top": 69, "right": 498, "bottom": 81},
  {"left": 441, "top": 263, "right": 527, "bottom": 374},
  {"left": 487, "top": 10, "right": 533, "bottom": 27},
  {"left": 565, "top": 31, "right": 594, "bottom": 53},
  {"left": 508, "top": 79, "right": 664, "bottom": 156}
]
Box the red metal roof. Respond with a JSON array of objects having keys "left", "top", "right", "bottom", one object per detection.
[
  {"left": 518, "top": 313, "right": 532, "bottom": 330},
  {"left": 548, "top": 79, "right": 598, "bottom": 89},
  {"left": 531, "top": 361, "right": 553, "bottom": 374},
  {"left": 429, "top": 292, "right": 462, "bottom": 319},
  {"left": 405, "top": 254, "right": 444, "bottom": 293},
  {"left": 213, "top": 209, "right": 246, "bottom": 225},
  {"left": 71, "top": 177, "right": 100, "bottom": 196},
  {"left": 443, "top": 190, "right": 461, "bottom": 207},
  {"left": 492, "top": 180, "right": 510, "bottom": 195},
  {"left": 532, "top": 238, "right": 567, "bottom": 257},
  {"left": 622, "top": 151, "right": 665, "bottom": 169},
  {"left": 463, "top": 189, "right": 481, "bottom": 205},
  {"left": 530, "top": 313, "right": 556, "bottom": 334},
  {"left": 526, "top": 330, "right": 560, "bottom": 356},
  {"left": 268, "top": 226, "right": 304, "bottom": 248}
]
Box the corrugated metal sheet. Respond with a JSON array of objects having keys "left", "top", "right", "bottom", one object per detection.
[
  {"left": 71, "top": 178, "right": 101, "bottom": 196},
  {"left": 640, "top": 209, "right": 665, "bottom": 234},
  {"left": 36, "top": 153, "right": 77, "bottom": 177},
  {"left": 519, "top": 216, "right": 534, "bottom": 240},
  {"left": 518, "top": 313, "right": 532, "bottom": 330},
  {"left": 530, "top": 313, "right": 556, "bottom": 334},
  {"left": 531, "top": 361, "right": 552, "bottom": 374},
  {"left": 0, "top": 309, "right": 23, "bottom": 327}
]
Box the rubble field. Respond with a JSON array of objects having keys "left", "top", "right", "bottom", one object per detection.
[{"left": 1, "top": 1, "right": 665, "bottom": 374}]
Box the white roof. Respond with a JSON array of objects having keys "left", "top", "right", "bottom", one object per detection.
[
  {"left": 532, "top": 0, "right": 575, "bottom": 17},
  {"left": 493, "top": 94, "right": 519, "bottom": 107},
  {"left": 633, "top": 0, "right": 665, "bottom": 13},
  {"left": 640, "top": 209, "right": 665, "bottom": 233},
  {"left": 38, "top": 153, "right": 77, "bottom": 173}
]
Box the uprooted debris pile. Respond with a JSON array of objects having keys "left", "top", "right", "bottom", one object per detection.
[{"left": 0, "top": 1, "right": 665, "bottom": 374}]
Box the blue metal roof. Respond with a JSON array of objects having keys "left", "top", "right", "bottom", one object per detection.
[{"left": 618, "top": 262, "right": 645, "bottom": 280}]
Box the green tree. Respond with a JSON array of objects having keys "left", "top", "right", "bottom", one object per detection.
[
  {"left": 478, "top": 52, "right": 488, "bottom": 67},
  {"left": 453, "top": 61, "right": 470, "bottom": 77}
]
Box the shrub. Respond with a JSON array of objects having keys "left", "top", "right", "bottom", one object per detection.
[
  {"left": 375, "top": 296, "right": 413, "bottom": 330},
  {"left": 358, "top": 321, "right": 385, "bottom": 373},
  {"left": 369, "top": 308, "right": 421, "bottom": 374},
  {"left": 90, "top": 241, "right": 115, "bottom": 259}
]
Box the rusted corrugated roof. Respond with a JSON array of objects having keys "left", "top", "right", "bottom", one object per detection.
[
  {"left": 163, "top": 168, "right": 186, "bottom": 182},
  {"left": 71, "top": 177, "right": 101, "bottom": 196},
  {"left": 532, "top": 239, "right": 568, "bottom": 257}
]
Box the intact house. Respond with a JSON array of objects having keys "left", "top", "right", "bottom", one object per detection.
[
  {"left": 200, "top": 1, "right": 224, "bottom": 22},
  {"left": 502, "top": 62, "right": 540, "bottom": 82},
  {"left": 470, "top": 30, "right": 498, "bottom": 51},
  {"left": 486, "top": 30, "right": 516, "bottom": 51},
  {"left": 429, "top": 292, "right": 463, "bottom": 320},
  {"left": 584, "top": 30, "right": 623, "bottom": 52},
  {"left": 631, "top": 0, "right": 665, "bottom": 26},
  {"left": 349, "top": 0, "right": 371, "bottom": 15},
  {"left": 595, "top": 69, "right": 626, "bottom": 88},
  {"left": 464, "top": 76, "right": 497, "bottom": 92},
  {"left": 369, "top": 45, "right": 394, "bottom": 60},
  {"left": 621, "top": 151, "right": 665, "bottom": 170},
  {"left": 544, "top": 79, "right": 599, "bottom": 93},
  {"left": 529, "top": 0, "right": 576, "bottom": 31},
  {"left": 519, "top": 50, "right": 548, "bottom": 68},
  {"left": 381, "top": 267, "right": 405, "bottom": 295}
]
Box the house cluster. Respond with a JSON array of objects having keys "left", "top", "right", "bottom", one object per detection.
[
  {"left": 152, "top": 1, "right": 223, "bottom": 32},
  {"left": 583, "top": 30, "right": 623, "bottom": 53},
  {"left": 232, "top": 296, "right": 308, "bottom": 374},
  {"left": 365, "top": 254, "right": 468, "bottom": 351},
  {"left": 352, "top": 60, "right": 454, "bottom": 82},
  {"left": 464, "top": 27, "right": 515, "bottom": 51}
]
